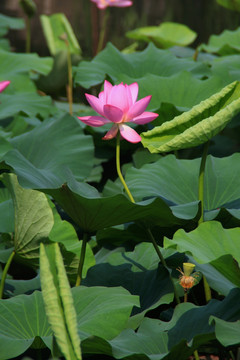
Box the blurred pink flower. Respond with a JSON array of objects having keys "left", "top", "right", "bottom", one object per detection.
[
  {"left": 0, "top": 81, "right": 10, "bottom": 93},
  {"left": 78, "top": 80, "right": 158, "bottom": 143},
  {"left": 91, "top": 0, "right": 132, "bottom": 9}
]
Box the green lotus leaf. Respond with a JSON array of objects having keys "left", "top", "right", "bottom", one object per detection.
[
  {"left": 40, "top": 243, "right": 82, "bottom": 360},
  {"left": 0, "top": 14, "right": 24, "bottom": 37},
  {"left": 47, "top": 180, "right": 198, "bottom": 232},
  {"left": 0, "top": 92, "right": 55, "bottom": 119},
  {"left": 216, "top": 0, "right": 240, "bottom": 12},
  {"left": 114, "top": 71, "right": 223, "bottom": 113},
  {"left": 0, "top": 49, "right": 53, "bottom": 78},
  {"left": 126, "top": 153, "right": 240, "bottom": 219},
  {"left": 82, "top": 288, "right": 240, "bottom": 360},
  {"left": 210, "top": 316, "right": 240, "bottom": 346},
  {"left": 126, "top": 22, "right": 197, "bottom": 49},
  {"left": 141, "top": 81, "right": 240, "bottom": 153},
  {"left": 0, "top": 285, "right": 139, "bottom": 360},
  {"left": 1, "top": 173, "right": 54, "bottom": 265},
  {"left": 201, "top": 26, "right": 240, "bottom": 55},
  {"left": 74, "top": 42, "right": 209, "bottom": 89},
  {"left": 40, "top": 13, "right": 81, "bottom": 56},
  {"left": 0, "top": 188, "right": 14, "bottom": 233},
  {"left": 4, "top": 113, "right": 95, "bottom": 187},
  {"left": 164, "top": 221, "right": 240, "bottom": 287},
  {"left": 83, "top": 242, "right": 175, "bottom": 328}
]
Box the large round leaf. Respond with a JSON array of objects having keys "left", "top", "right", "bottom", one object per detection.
[
  {"left": 4, "top": 113, "right": 95, "bottom": 188},
  {"left": 164, "top": 221, "right": 240, "bottom": 287},
  {"left": 82, "top": 288, "right": 240, "bottom": 360},
  {"left": 83, "top": 243, "right": 175, "bottom": 328},
  {"left": 141, "top": 81, "right": 240, "bottom": 153},
  {"left": 126, "top": 22, "right": 197, "bottom": 49},
  {"left": 0, "top": 286, "right": 139, "bottom": 360},
  {"left": 46, "top": 179, "right": 198, "bottom": 232},
  {"left": 74, "top": 43, "right": 209, "bottom": 89},
  {"left": 126, "top": 153, "right": 240, "bottom": 221},
  {"left": 201, "top": 26, "right": 240, "bottom": 55}
]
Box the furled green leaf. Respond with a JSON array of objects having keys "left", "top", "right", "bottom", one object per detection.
[
  {"left": 40, "top": 242, "right": 82, "bottom": 360},
  {"left": 1, "top": 173, "right": 54, "bottom": 264},
  {"left": 4, "top": 113, "right": 94, "bottom": 187},
  {"left": 74, "top": 42, "right": 209, "bottom": 89},
  {"left": 164, "top": 221, "right": 240, "bottom": 287},
  {"left": 201, "top": 26, "right": 240, "bottom": 55},
  {"left": 216, "top": 0, "right": 240, "bottom": 12},
  {"left": 126, "top": 22, "right": 197, "bottom": 48},
  {"left": 141, "top": 81, "right": 240, "bottom": 153},
  {"left": 40, "top": 13, "right": 81, "bottom": 56}
]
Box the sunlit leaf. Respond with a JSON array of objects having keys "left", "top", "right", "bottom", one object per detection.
[
  {"left": 126, "top": 22, "right": 197, "bottom": 48},
  {"left": 164, "top": 221, "right": 240, "bottom": 287},
  {"left": 201, "top": 26, "right": 240, "bottom": 55},
  {"left": 216, "top": 0, "right": 240, "bottom": 12},
  {"left": 40, "top": 13, "right": 81, "bottom": 56},
  {"left": 141, "top": 81, "right": 240, "bottom": 153}
]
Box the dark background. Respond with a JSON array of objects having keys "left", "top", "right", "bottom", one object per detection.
[{"left": 1, "top": 0, "right": 240, "bottom": 56}]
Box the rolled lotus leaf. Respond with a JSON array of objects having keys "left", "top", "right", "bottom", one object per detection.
[{"left": 141, "top": 81, "right": 240, "bottom": 153}]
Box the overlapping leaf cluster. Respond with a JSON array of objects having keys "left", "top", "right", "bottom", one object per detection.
[{"left": 0, "top": 9, "right": 240, "bottom": 360}]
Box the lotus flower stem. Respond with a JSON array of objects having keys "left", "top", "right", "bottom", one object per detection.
[
  {"left": 116, "top": 132, "right": 135, "bottom": 203},
  {"left": 198, "top": 140, "right": 212, "bottom": 302},
  {"left": 75, "top": 233, "right": 89, "bottom": 286},
  {"left": 0, "top": 250, "right": 15, "bottom": 299},
  {"left": 96, "top": 9, "right": 109, "bottom": 54},
  {"left": 193, "top": 350, "right": 200, "bottom": 360},
  {"left": 116, "top": 133, "right": 180, "bottom": 304}
]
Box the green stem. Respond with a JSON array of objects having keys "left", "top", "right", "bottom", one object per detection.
[
  {"left": 116, "top": 133, "right": 180, "bottom": 304},
  {"left": 75, "top": 233, "right": 88, "bottom": 287},
  {"left": 25, "top": 16, "right": 31, "bottom": 53},
  {"left": 198, "top": 140, "right": 212, "bottom": 302},
  {"left": 193, "top": 350, "right": 200, "bottom": 360},
  {"left": 116, "top": 132, "right": 135, "bottom": 203},
  {"left": 0, "top": 250, "right": 15, "bottom": 299},
  {"left": 96, "top": 10, "right": 109, "bottom": 54},
  {"left": 146, "top": 228, "right": 180, "bottom": 304}
]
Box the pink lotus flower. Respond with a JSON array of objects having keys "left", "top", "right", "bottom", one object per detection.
[
  {"left": 78, "top": 80, "right": 158, "bottom": 143},
  {"left": 91, "top": 0, "right": 133, "bottom": 10},
  {"left": 0, "top": 81, "right": 10, "bottom": 93}
]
